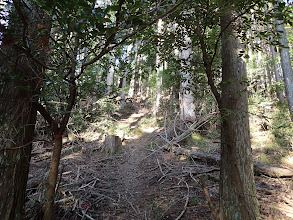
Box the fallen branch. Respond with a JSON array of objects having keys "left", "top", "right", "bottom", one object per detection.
[
  {"left": 159, "top": 112, "right": 218, "bottom": 147},
  {"left": 164, "top": 146, "right": 293, "bottom": 178},
  {"left": 167, "top": 146, "right": 220, "bottom": 164},
  {"left": 199, "top": 176, "right": 219, "bottom": 220},
  {"left": 175, "top": 181, "right": 189, "bottom": 220},
  {"left": 253, "top": 162, "right": 293, "bottom": 178},
  {"left": 27, "top": 170, "right": 50, "bottom": 189}
]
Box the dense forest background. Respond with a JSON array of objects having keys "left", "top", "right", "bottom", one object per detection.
[{"left": 0, "top": 0, "right": 293, "bottom": 219}]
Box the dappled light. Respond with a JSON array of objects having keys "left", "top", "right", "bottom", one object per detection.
[{"left": 1, "top": 0, "right": 293, "bottom": 219}]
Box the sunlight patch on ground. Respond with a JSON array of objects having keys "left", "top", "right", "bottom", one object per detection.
[
  {"left": 62, "top": 152, "right": 82, "bottom": 160},
  {"left": 281, "top": 155, "right": 293, "bottom": 166},
  {"left": 251, "top": 131, "right": 275, "bottom": 150},
  {"left": 142, "top": 126, "right": 158, "bottom": 133},
  {"left": 131, "top": 113, "right": 145, "bottom": 118},
  {"left": 277, "top": 203, "right": 293, "bottom": 218},
  {"left": 191, "top": 146, "right": 199, "bottom": 151},
  {"left": 80, "top": 131, "right": 101, "bottom": 142}
]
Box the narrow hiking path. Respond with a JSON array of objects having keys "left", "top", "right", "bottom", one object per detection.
[
  {"left": 26, "top": 107, "right": 293, "bottom": 219},
  {"left": 99, "top": 109, "right": 215, "bottom": 220},
  {"left": 109, "top": 108, "right": 160, "bottom": 219}
]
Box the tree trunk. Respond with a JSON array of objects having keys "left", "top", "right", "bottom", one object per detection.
[
  {"left": 270, "top": 44, "right": 285, "bottom": 102},
  {"left": 103, "top": 135, "right": 122, "bottom": 155},
  {"left": 44, "top": 135, "right": 63, "bottom": 220},
  {"left": 120, "top": 74, "right": 128, "bottom": 108},
  {"left": 179, "top": 35, "right": 196, "bottom": 121},
  {"left": 146, "top": 66, "right": 152, "bottom": 98},
  {"left": 121, "top": 44, "right": 132, "bottom": 108},
  {"left": 0, "top": 2, "right": 49, "bottom": 219},
  {"left": 153, "top": 19, "right": 164, "bottom": 115},
  {"left": 275, "top": 2, "right": 293, "bottom": 121},
  {"left": 0, "top": 90, "right": 37, "bottom": 220},
  {"left": 266, "top": 17, "right": 285, "bottom": 102},
  {"left": 128, "top": 40, "right": 140, "bottom": 98},
  {"left": 106, "top": 54, "right": 115, "bottom": 95},
  {"left": 134, "top": 39, "right": 141, "bottom": 97},
  {"left": 265, "top": 61, "right": 273, "bottom": 97},
  {"left": 220, "top": 11, "right": 260, "bottom": 220}
]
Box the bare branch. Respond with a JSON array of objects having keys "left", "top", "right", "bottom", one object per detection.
[
  {"left": 12, "top": 0, "right": 29, "bottom": 49},
  {"left": 199, "top": 176, "right": 219, "bottom": 220},
  {"left": 195, "top": 26, "right": 222, "bottom": 107},
  {"left": 35, "top": 101, "right": 57, "bottom": 130}
]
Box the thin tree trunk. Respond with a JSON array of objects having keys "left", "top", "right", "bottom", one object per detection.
[
  {"left": 153, "top": 19, "right": 164, "bottom": 115},
  {"left": 220, "top": 11, "right": 260, "bottom": 220},
  {"left": 146, "top": 66, "right": 152, "bottom": 98},
  {"left": 120, "top": 75, "right": 127, "bottom": 107},
  {"left": 134, "top": 39, "right": 141, "bottom": 97},
  {"left": 266, "top": 59, "right": 273, "bottom": 97},
  {"left": 107, "top": 54, "right": 115, "bottom": 95},
  {"left": 275, "top": 2, "right": 293, "bottom": 120},
  {"left": 265, "top": 3, "right": 285, "bottom": 102},
  {"left": 121, "top": 44, "right": 132, "bottom": 108},
  {"left": 44, "top": 135, "right": 63, "bottom": 220},
  {"left": 270, "top": 44, "right": 285, "bottom": 102},
  {"left": 138, "top": 55, "right": 146, "bottom": 99},
  {"left": 154, "top": 57, "right": 163, "bottom": 114},
  {"left": 128, "top": 40, "right": 140, "bottom": 98}
]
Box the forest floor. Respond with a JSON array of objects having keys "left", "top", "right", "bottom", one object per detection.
[{"left": 26, "top": 106, "right": 293, "bottom": 220}]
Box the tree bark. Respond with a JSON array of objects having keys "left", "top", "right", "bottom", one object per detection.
[
  {"left": 44, "top": 136, "right": 63, "bottom": 220},
  {"left": 270, "top": 44, "right": 285, "bottom": 102},
  {"left": 134, "top": 39, "right": 141, "bottom": 97},
  {"left": 220, "top": 11, "right": 260, "bottom": 220},
  {"left": 121, "top": 44, "right": 132, "bottom": 108},
  {"left": 275, "top": 2, "right": 293, "bottom": 121},
  {"left": 128, "top": 39, "right": 140, "bottom": 98},
  {"left": 0, "top": 91, "right": 37, "bottom": 220},
  {"left": 153, "top": 19, "right": 164, "bottom": 115},
  {"left": 103, "top": 135, "right": 122, "bottom": 155},
  {"left": 179, "top": 35, "right": 196, "bottom": 121},
  {"left": 0, "top": 2, "right": 49, "bottom": 219},
  {"left": 106, "top": 54, "right": 115, "bottom": 95}
]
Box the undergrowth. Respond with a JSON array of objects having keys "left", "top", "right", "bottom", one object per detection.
[
  {"left": 270, "top": 103, "right": 293, "bottom": 150},
  {"left": 249, "top": 97, "right": 293, "bottom": 165}
]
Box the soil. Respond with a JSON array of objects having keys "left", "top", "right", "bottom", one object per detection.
[{"left": 26, "top": 108, "right": 293, "bottom": 220}]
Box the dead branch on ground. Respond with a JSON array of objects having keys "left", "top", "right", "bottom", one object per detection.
[
  {"left": 199, "top": 176, "right": 219, "bottom": 220},
  {"left": 165, "top": 145, "right": 293, "bottom": 178}
]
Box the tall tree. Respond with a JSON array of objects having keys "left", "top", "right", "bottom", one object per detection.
[
  {"left": 153, "top": 19, "right": 164, "bottom": 115},
  {"left": 120, "top": 44, "right": 132, "bottom": 108},
  {"left": 179, "top": 34, "right": 196, "bottom": 121},
  {"left": 106, "top": 54, "right": 115, "bottom": 95},
  {"left": 0, "top": 1, "right": 50, "bottom": 219},
  {"left": 195, "top": 1, "right": 261, "bottom": 218},
  {"left": 270, "top": 43, "right": 285, "bottom": 102},
  {"left": 274, "top": 0, "right": 293, "bottom": 120},
  {"left": 128, "top": 39, "right": 140, "bottom": 98},
  {"left": 219, "top": 10, "right": 259, "bottom": 219}
]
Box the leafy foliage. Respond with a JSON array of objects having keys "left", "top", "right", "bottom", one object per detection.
[{"left": 271, "top": 103, "right": 293, "bottom": 149}]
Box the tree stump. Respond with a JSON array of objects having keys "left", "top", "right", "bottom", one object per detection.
[{"left": 103, "top": 135, "right": 122, "bottom": 155}]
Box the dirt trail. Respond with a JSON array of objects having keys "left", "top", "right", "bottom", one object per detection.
[
  {"left": 112, "top": 109, "right": 158, "bottom": 219},
  {"left": 26, "top": 108, "right": 293, "bottom": 220}
]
